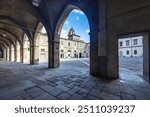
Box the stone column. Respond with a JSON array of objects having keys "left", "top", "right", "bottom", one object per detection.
[
  {"left": 14, "top": 45, "right": 17, "bottom": 62},
  {"left": 7, "top": 48, "right": 9, "bottom": 61},
  {"left": 143, "top": 33, "right": 150, "bottom": 82},
  {"left": 89, "top": 0, "right": 110, "bottom": 79},
  {"left": 90, "top": 31, "right": 99, "bottom": 76},
  {"left": 6, "top": 48, "right": 8, "bottom": 60},
  {"left": 34, "top": 45, "right": 39, "bottom": 64},
  {"left": 20, "top": 44, "right": 23, "bottom": 63},
  {"left": 30, "top": 43, "right": 34, "bottom": 65},
  {"left": 34, "top": 33, "right": 41, "bottom": 64},
  {"left": 106, "top": 32, "right": 118, "bottom": 79},
  {"left": 48, "top": 38, "right": 60, "bottom": 68},
  {"left": 9, "top": 46, "right": 11, "bottom": 61},
  {"left": 3, "top": 49, "right": 6, "bottom": 60}
]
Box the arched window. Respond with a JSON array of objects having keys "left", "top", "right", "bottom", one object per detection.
[
  {"left": 126, "top": 50, "right": 129, "bottom": 55},
  {"left": 68, "top": 42, "right": 70, "bottom": 46},
  {"left": 134, "top": 50, "right": 137, "bottom": 55}
]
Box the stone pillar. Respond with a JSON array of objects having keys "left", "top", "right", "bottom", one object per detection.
[
  {"left": 34, "top": 45, "right": 39, "bottom": 64},
  {"left": 14, "top": 45, "right": 17, "bottom": 62},
  {"left": 23, "top": 39, "right": 30, "bottom": 64},
  {"left": 34, "top": 33, "right": 40, "bottom": 64},
  {"left": 20, "top": 44, "right": 23, "bottom": 63},
  {"left": 9, "top": 46, "right": 11, "bottom": 61},
  {"left": 48, "top": 38, "right": 60, "bottom": 68},
  {"left": 90, "top": 31, "right": 99, "bottom": 76},
  {"left": 97, "top": 0, "right": 107, "bottom": 78},
  {"left": 89, "top": 0, "right": 110, "bottom": 79},
  {"left": 6, "top": 48, "right": 8, "bottom": 60},
  {"left": 16, "top": 43, "right": 20, "bottom": 62},
  {"left": 30, "top": 43, "right": 34, "bottom": 65},
  {"left": 6, "top": 48, "right": 9, "bottom": 61},
  {"left": 3, "top": 49, "right": 6, "bottom": 60},
  {"left": 106, "top": 32, "right": 118, "bottom": 79},
  {"left": 143, "top": 33, "right": 150, "bottom": 82}
]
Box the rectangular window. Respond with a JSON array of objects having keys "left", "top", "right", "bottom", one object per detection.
[
  {"left": 126, "top": 40, "right": 130, "bottom": 46},
  {"left": 120, "top": 41, "right": 123, "bottom": 47},
  {"left": 41, "top": 49, "right": 45, "bottom": 52},
  {"left": 68, "top": 42, "right": 70, "bottom": 46},
  {"left": 126, "top": 50, "right": 129, "bottom": 55},
  {"left": 133, "top": 39, "right": 138, "bottom": 45}
]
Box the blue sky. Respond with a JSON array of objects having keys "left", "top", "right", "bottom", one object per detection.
[
  {"left": 42, "top": 9, "right": 90, "bottom": 43},
  {"left": 60, "top": 9, "right": 90, "bottom": 43}
]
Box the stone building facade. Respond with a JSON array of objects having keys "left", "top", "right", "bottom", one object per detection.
[
  {"left": 60, "top": 28, "right": 89, "bottom": 58},
  {"left": 38, "top": 28, "right": 89, "bottom": 63},
  {"left": 38, "top": 34, "right": 49, "bottom": 63},
  {"left": 118, "top": 36, "right": 143, "bottom": 57}
]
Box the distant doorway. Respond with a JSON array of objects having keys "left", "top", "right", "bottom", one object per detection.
[{"left": 79, "top": 53, "right": 82, "bottom": 58}]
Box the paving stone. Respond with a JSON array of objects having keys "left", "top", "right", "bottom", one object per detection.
[
  {"left": 49, "top": 88, "right": 64, "bottom": 96},
  {"left": 55, "top": 85, "right": 70, "bottom": 92},
  {"left": 84, "top": 94, "right": 101, "bottom": 100},
  {"left": 78, "top": 88, "right": 90, "bottom": 95},
  {"left": 48, "top": 82, "right": 58, "bottom": 87},
  {"left": 67, "top": 87, "right": 81, "bottom": 95},
  {"left": 26, "top": 87, "right": 45, "bottom": 98},
  {"left": 33, "top": 93, "right": 58, "bottom": 100},
  {"left": 121, "top": 93, "right": 135, "bottom": 100},
  {"left": 10, "top": 82, "right": 36, "bottom": 94},
  {"left": 55, "top": 81, "right": 65, "bottom": 85},
  {"left": 21, "top": 92, "right": 31, "bottom": 99},
  {"left": 57, "top": 93, "right": 71, "bottom": 100},
  {"left": 89, "top": 89, "right": 101, "bottom": 97},
  {"left": 38, "top": 85, "right": 55, "bottom": 92},
  {"left": 122, "top": 87, "right": 136, "bottom": 96},
  {"left": 12, "top": 96, "right": 23, "bottom": 100},
  {"left": 99, "top": 92, "right": 121, "bottom": 100},
  {"left": 69, "top": 94, "right": 84, "bottom": 100},
  {"left": 102, "top": 87, "right": 121, "bottom": 96},
  {"left": 0, "top": 88, "right": 14, "bottom": 99}
]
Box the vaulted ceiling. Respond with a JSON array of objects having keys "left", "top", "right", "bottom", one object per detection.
[
  {"left": 0, "top": 0, "right": 40, "bottom": 47},
  {"left": 0, "top": 0, "right": 98, "bottom": 49}
]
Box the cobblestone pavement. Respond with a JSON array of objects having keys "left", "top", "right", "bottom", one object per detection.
[
  {"left": 119, "top": 57, "right": 143, "bottom": 75},
  {"left": 0, "top": 58, "right": 150, "bottom": 100}
]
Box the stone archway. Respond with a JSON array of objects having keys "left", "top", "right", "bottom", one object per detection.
[
  {"left": 34, "top": 23, "right": 43, "bottom": 64},
  {"left": 23, "top": 34, "right": 30, "bottom": 64},
  {"left": 7, "top": 47, "right": 10, "bottom": 61},
  {"left": 11, "top": 44, "right": 14, "bottom": 61},
  {"left": 54, "top": 5, "right": 92, "bottom": 67},
  {"left": 16, "top": 41, "right": 21, "bottom": 62},
  {"left": 34, "top": 22, "right": 48, "bottom": 64}
]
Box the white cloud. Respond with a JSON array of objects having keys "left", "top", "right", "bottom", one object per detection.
[
  {"left": 76, "top": 16, "right": 80, "bottom": 21},
  {"left": 86, "top": 29, "right": 90, "bottom": 33},
  {"left": 60, "top": 29, "right": 68, "bottom": 38},
  {"left": 72, "top": 9, "right": 84, "bottom": 15}
]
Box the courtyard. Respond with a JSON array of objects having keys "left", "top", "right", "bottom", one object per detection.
[{"left": 0, "top": 57, "right": 150, "bottom": 100}]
